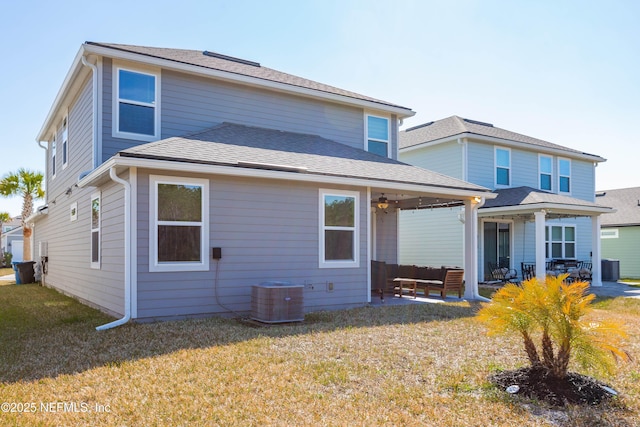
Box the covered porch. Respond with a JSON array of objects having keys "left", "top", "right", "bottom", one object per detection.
[
  {"left": 478, "top": 187, "right": 614, "bottom": 287},
  {"left": 369, "top": 188, "right": 494, "bottom": 301}
]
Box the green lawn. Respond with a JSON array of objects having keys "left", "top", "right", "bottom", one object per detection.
[{"left": 1, "top": 282, "right": 639, "bottom": 426}]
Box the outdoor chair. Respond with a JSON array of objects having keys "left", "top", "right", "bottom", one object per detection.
[
  {"left": 521, "top": 263, "right": 536, "bottom": 281},
  {"left": 425, "top": 269, "right": 464, "bottom": 299},
  {"left": 487, "top": 262, "right": 519, "bottom": 283}
]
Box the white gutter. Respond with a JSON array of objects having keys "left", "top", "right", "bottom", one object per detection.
[
  {"left": 79, "top": 156, "right": 497, "bottom": 201},
  {"left": 96, "top": 167, "right": 131, "bottom": 330}
]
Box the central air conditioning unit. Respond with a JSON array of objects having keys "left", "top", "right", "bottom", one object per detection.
[{"left": 251, "top": 282, "right": 304, "bottom": 323}]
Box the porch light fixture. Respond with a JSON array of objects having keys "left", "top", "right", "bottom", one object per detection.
[{"left": 377, "top": 195, "right": 389, "bottom": 210}]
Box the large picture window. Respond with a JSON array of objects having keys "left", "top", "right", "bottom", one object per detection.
[
  {"left": 319, "top": 189, "right": 359, "bottom": 268},
  {"left": 91, "top": 192, "right": 100, "bottom": 268},
  {"left": 114, "top": 66, "right": 160, "bottom": 141},
  {"left": 495, "top": 147, "right": 510, "bottom": 186},
  {"left": 546, "top": 225, "right": 576, "bottom": 259},
  {"left": 150, "top": 176, "right": 209, "bottom": 272},
  {"left": 366, "top": 115, "right": 389, "bottom": 157}
]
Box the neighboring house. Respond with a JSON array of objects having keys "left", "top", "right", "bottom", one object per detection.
[
  {"left": 2, "top": 226, "right": 23, "bottom": 262},
  {"left": 399, "top": 115, "right": 613, "bottom": 286},
  {"left": 1, "top": 216, "right": 21, "bottom": 254},
  {"left": 30, "top": 43, "right": 493, "bottom": 323},
  {"left": 596, "top": 187, "right": 640, "bottom": 279}
]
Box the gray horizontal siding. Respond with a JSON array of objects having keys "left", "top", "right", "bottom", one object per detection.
[
  {"left": 400, "top": 141, "right": 462, "bottom": 179},
  {"left": 135, "top": 171, "right": 370, "bottom": 319},
  {"left": 35, "top": 177, "right": 126, "bottom": 316},
  {"left": 101, "top": 63, "right": 369, "bottom": 161}
]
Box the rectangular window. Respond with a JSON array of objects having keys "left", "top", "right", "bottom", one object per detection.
[
  {"left": 91, "top": 192, "right": 100, "bottom": 268},
  {"left": 319, "top": 189, "right": 359, "bottom": 268},
  {"left": 51, "top": 135, "right": 56, "bottom": 178},
  {"left": 366, "top": 115, "right": 389, "bottom": 157},
  {"left": 601, "top": 228, "right": 619, "bottom": 239},
  {"left": 150, "top": 176, "right": 209, "bottom": 272},
  {"left": 62, "top": 117, "right": 68, "bottom": 168},
  {"left": 495, "top": 147, "right": 510, "bottom": 186},
  {"left": 539, "top": 155, "right": 552, "bottom": 191},
  {"left": 558, "top": 158, "right": 571, "bottom": 193},
  {"left": 545, "top": 225, "right": 576, "bottom": 259},
  {"left": 114, "top": 66, "right": 160, "bottom": 141}
]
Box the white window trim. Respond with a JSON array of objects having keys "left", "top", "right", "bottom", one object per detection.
[
  {"left": 149, "top": 175, "right": 209, "bottom": 272},
  {"left": 494, "top": 146, "right": 511, "bottom": 188},
  {"left": 365, "top": 114, "right": 390, "bottom": 158},
  {"left": 538, "top": 154, "right": 552, "bottom": 191},
  {"left": 90, "top": 192, "right": 101, "bottom": 269},
  {"left": 51, "top": 134, "right": 57, "bottom": 179},
  {"left": 319, "top": 188, "right": 360, "bottom": 269},
  {"left": 62, "top": 116, "right": 69, "bottom": 169},
  {"left": 112, "top": 63, "right": 161, "bottom": 142},
  {"left": 545, "top": 223, "right": 577, "bottom": 260},
  {"left": 558, "top": 157, "right": 571, "bottom": 195}
]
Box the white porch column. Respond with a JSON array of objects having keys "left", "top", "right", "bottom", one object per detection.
[
  {"left": 463, "top": 198, "right": 485, "bottom": 300},
  {"left": 534, "top": 210, "right": 546, "bottom": 280},
  {"left": 591, "top": 215, "right": 603, "bottom": 286}
]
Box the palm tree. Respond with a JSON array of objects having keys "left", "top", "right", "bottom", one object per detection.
[
  {"left": 0, "top": 169, "right": 45, "bottom": 261},
  {"left": 477, "top": 275, "right": 630, "bottom": 379}
]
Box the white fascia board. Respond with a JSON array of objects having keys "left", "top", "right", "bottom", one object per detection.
[
  {"left": 479, "top": 203, "right": 614, "bottom": 217},
  {"left": 400, "top": 132, "right": 605, "bottom": 163},
  {"left": 79, "top": 156, "right": 495, "bottom": 201},
  {"left": 83, "top": 44, "right": 415, "bottom": 119}
]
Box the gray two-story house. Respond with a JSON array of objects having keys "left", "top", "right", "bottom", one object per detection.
[
  {"left": 30, "top": 43, "right": 493, "bottom": 326},
  {"left": 399, "top": 116, "right": 612, "bottom": 286}
]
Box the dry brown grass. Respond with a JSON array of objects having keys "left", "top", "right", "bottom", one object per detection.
[{"left": 1, "top": 283, "right": 639, "bottom": 426}]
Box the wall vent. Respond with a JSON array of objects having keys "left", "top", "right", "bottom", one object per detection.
[{"left": 251, "top": 282, "right": 304, "bottom": 323}]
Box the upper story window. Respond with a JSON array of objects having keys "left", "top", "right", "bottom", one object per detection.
[
  {"left": 539, "top": 155, "right": 552, "bottom": 191},
  {"left": 51, "top": 135, "right": 57, "bottom": 178},
  {"left": 366, "top": 115, "right": 389, "bottom": 157},
  {"left": 495, "top": 147, "right": 510, "bottom": 186},
  {"left": 62, "top": 117, "right": 69, "bottom": 169},
  {"left": 114, "top": 66, "right": 160, "bottom": 141},
  {"left": 558, "top": 158, "right": 571, "bottom": 193},
  {"left": 149, "top": 175, "right": 209, "bottom": 272},
  {"left": 319, "top": 189, "right": 359, "bottom": 268}
]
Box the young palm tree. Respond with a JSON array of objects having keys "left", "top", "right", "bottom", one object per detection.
[
  {"left": 477, "top": 275, "right": 630, "bottom": 379},
  {"left": 0, "top": 169, "right": 45, "bottom": 261}
]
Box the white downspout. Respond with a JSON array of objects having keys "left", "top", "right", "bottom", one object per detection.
[
  {"left": 81, "top": 55, "right": 100, "bottom": 168},
  {"left": 96, "top": 167, "right": 131, "bottom": 330}
]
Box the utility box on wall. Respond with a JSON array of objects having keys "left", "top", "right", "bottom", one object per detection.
[{"left": 251, "top": 282, "right": 304, "bottom": 323}]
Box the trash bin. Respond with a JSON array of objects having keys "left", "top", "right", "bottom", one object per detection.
[
  {"left": 16, "top": 261, "right": 36, "bottom": 284},
  {"left": 601, "top": 259, "right": 620, "bottom": 282},
  {"left": 11, "top": 261, "right": 21, "bottom": 284}
]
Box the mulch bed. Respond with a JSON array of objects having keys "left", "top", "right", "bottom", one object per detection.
[{"left": 491, "top": 367, "right": 618, "bottom": 407}]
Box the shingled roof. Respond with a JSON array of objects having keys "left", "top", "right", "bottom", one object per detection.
[
  {"left": 118, "top": 122, "right": 490, "bottom": 193},
  {"left": 400, "top": 116, "right": 604, "bottom": 161},
  {"left": 596, "top": 187, "right": 640, "bottom": 226},
  {"left": 482, "top": 186, "right": 606, "bottom": 210},
  {"left": 86, "top": 42, "right": 411, "bottom": 112}
]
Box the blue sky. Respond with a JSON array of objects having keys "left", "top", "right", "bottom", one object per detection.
[{"left": 1, "top": 0, "right": 638, "bottom": 216}]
